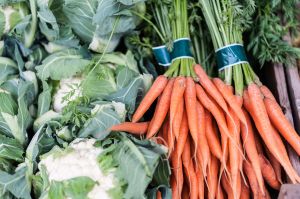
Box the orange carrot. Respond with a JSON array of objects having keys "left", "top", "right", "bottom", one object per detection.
[
  {"left": 173, "top": 99, "right": 184, "bottom": 139},
  {"left": 216, "top": 180, "right": 225, "bottom": 199},
  {"left": 205, "top": 111, "right": 222, "bottom": 161},
  {"left": 147, "top": 79, "right": 175, "bottom": 138},
  {"left": 195, "top": 84, "right": 235, "bottom": 149},
  {"left": 221, "top": 173, "right": 234, "bottom": 199},
  {"left": 264, "top": 97, "right": 300, "bottom": 155},
  {"left": 271, "top": 122, "right": 298, "bottom": 181},
  {"left": 265, "top": 147, "right": 282, "bottom": 183},
  {"left": 258, "top": 154, "right": 281, "bottom": 190},
  {"left": 170, "top": 77, "right": 186, "bottom": 143},
  {"left": 187, "top": 164, "right": 198, "bottom": 199},
  {"left": 171, "top": 177, "right": 180, "bottom": 199},
  {"left": 240, "top": 177, "right": 250, "bottom": 199},
  {"left": 182, "top": 137, "right": 198, "bottom": 199},
  {"left": 246, "top": 97, "right": 284, "bottom": 185},
  {"left": 171, "top": 145, "right": 184, "bottom": 198},
  {"left": 241, "top": 110, "right": 265, "bottom": 194},
  {"left": 176, "top": 111, "right": 189, "bottom": 158},
  {"left": 213, "top": 78, "right": 247, "bottom": 126},
  {"left": 147, "top": 95, "right": 161, "bottom": 133},
  {"left": 182, "top": 136, "right": 192, "bottom": 172},
  {"left": 196, "top": 67, "right": 241, "bottom": 162},
  {"left": 272, "top": 124, "right": 291, "bottom": 161},
  {"left": 245, "top": 84, "right": 300, "bottom": 183},
  {"left": 196, "top": 168, "right": 205, "bottom": 199},
  {"left": 228, "top": 84, "right": 234, "bottom": 93},
  {"left": 238, "top": 136, "right": 244, "bottom": 173},
  {"left": 207, "top": 155, "right": 219, "bottom": 199},
  {"left": 168, "top": 120, "right": 175, "bottom": 154},
  {"left": 184, "top": 77, "right": 199, "bottom": 154},
  {"left": 258, "top": 182, "right": 271, "bottom": 199},
  {"left": 243, "top": 161, "right": 259, "bottom": 199},
  {"left": 195, "top": 138, "right": 204, "bottom": 174},
  {"left": 162, "top": 119, "right": 169, "bottom": 148},
  {"left": 196, "top": 101, "right": 210, "bottom": 174},
  {"left": 110, "top": 122, "right": 149, "bottom": 135},
  {"left": 237, "top": 165, "right": 242, "bottom": 199},
  {"left": 259, "top": 187, "right": 270, "bottom": 199},
  {"left": 235, "top": 95, "right": 243, "bottom": 107},
  {"left": 155, "top": 130, "right": 164, "bottom": 145},
  {"left": 219, "top": 135, "right": 229, "bottom": 178},
  {"left": 132, "top": 75, "right": 168, "bottom": 122},
  {"left": 194, "top": 65, "right": 229, "bottom": 114},
  {"left": 182, "top": 183, "right": 189, "bottom": 199},
  {"left": 227, "top": 107, "right": 242, "bottom": 199},
  {"left": 156, "top": 191, "right": 162, "bottom": 199},
  {"left": 258, "top": 186, "right": 271, "bottom": 199},
  {"left": 170, "top": 77, "right": 186, "bottom": 123},
  {"left": 260, "top": 85, "right": 276, "bottom": 101},
  {"left": 253, "top": 131, "right": 264, "bottom": 155},
  {"left": 228, "top": 135, "right": 240, "bottom": 198}
]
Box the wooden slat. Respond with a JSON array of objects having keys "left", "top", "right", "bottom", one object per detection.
[
  {"left": 278, "top": 184, "right": 300, "bottom": 199},
  {"left": 283, "top": 33, "right": 300, "bottom": 134}
]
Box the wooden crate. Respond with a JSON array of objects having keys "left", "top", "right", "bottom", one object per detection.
[
  {"left": 283, "top": 33, "right": 300, "bottom": 134},
  {"left": 278, "top": 184, "right": 300, "bottom": 199}
]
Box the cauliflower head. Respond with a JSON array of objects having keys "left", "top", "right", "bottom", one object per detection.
[
  {"left": 34, "top": 134, "right": 169, "bottom": 199},
  {"left": 37, "top": 138, "right": 122, "bottom": 199}
]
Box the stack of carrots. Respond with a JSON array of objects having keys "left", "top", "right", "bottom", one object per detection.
[
  {"left": 113, "top": 64, "right": 300, "bottom": 199},
  {"left": 110, "top": 0, "right": 300, "bottom": 198}
]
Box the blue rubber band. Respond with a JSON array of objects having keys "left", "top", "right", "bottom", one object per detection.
[
  {"left": 171, "top": 38, "right": 193, "bottom": 62},
  {"left": 152, "top": 45, "right": 171, "bottom": 67},
  {"left": 216, "top": 43, "right": 249, "bottom": 71}
]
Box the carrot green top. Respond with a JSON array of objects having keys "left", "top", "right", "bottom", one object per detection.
[
  {"left": 164, "top": 0, "right": 195, "bottom": 78},
  {"left": 199, "top": 0, "right": 260, "bottom": 96}
]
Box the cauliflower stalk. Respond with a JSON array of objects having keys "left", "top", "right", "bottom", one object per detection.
[{"left": 37, "top": 138, "right": 123, "bottom": 199}]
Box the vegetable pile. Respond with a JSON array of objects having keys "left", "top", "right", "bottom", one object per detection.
[
  {"left": 0, "top": 0, "right": 170, "bottom": 199},
  {"left": 113, "top": 0, "right": 300, "bottom": 198}
]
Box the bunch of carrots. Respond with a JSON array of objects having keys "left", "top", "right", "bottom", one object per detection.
[
  {"left": 112, "top": 64, "right": 300, "bottom": 199},
  {"left": 111, "top": 0, "right": 300, "bottom": 198}
]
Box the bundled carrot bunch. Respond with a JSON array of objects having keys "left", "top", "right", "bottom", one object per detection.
[
  {"left": 111, "top": 0, "right": 300, "bottom": 198},
  {"left": 122, "top": 65, "right": 300, "bottom": 199}
]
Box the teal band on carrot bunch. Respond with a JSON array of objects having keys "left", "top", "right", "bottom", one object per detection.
[
  {"left": 216, "top": 43, "right": 249, "bottom": 71},
  {"left": 152, "top": 45, "right": 171, "bottom": 67},
  {"left": 171, "top": 38, "right": 193, "bottom": 61}
]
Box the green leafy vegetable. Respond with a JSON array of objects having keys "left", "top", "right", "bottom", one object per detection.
[
  {"left": 48, "top": 177, "right": 96, "bottom": 199},
  {"left": 0, "top": 163, "right": 31, "bottom": 199},
  {"left": 0, "top": 57, "right": 18, "bottom": 84},
  {"left": 4, "top": 1, "right": 38, "bottom": 48},
  {"left": 0, "top": 134, "right": 23, "bottom": 163},
  {"left": 34, "top": 135, "right": 169, "bottom": 199},
  {"left": 36, "top": 49, "right": 90, "bottom": 80},
  {"left": 247, "top": 0, "right": 300, "bottom": 66},
  {"left": 78, "top": 102, "right": 125, "bottom": 139},
  {"left": 0, "top": 1, "right": 166, "bottom": 199},
  {"left": 105, "top": 75, "right": 144, "bottom": 115},
  {"left": 98, "top": 133, "right": 169, "bottom": 199}
]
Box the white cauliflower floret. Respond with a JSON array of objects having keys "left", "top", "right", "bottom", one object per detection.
[
  {"left": 39, "top": 138, "right": 118, "bottom": 199},
  {"left": 53, "top": 77, "right": 82, "bottom": 112}
]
